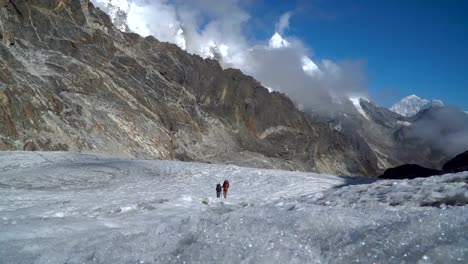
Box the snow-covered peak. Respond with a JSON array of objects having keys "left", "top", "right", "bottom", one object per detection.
[
  {"left": 301, "top": 56, "right": 321, "bottom": 76},
  {"left": 349, "top": 97, "right": 370, "bottom": 120},
  {"left": 95, "top": 0, "right": 130, "bottom": 12},
  {"left": 390, "top": 94, "right": 444, "bottom": 117},
  {"left": 269, "top": 32, "right": 290, "bottom": 49},
  {"left": 390, "top": 94, "right": 429, "bottom": 117},
  {"left": 93, "top": 0, "right": 131, "bottom": 32},
  {"left": 200, "top": 41, "right": 229, "bottom": 60},
  {"left": 430, "top": 99, "right": 444, "bottom": 108},
  {"left": 171, "top": 25, "right": 186, "bottom": 50}
]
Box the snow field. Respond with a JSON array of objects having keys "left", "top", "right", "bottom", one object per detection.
[{"left": 0, "top": 152, "right": 466, "bottom": 263}]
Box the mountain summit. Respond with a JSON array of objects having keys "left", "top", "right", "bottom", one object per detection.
[
  {"left": 390, "top": 94, "right": 444, "bottom": 117},
  {"left": 269, "top": 32, "right": 290, "bottom": 48}
]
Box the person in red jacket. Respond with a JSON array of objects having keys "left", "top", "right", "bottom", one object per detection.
[{"left": 222, "top": 180, "right": 229, "bottom": 198}]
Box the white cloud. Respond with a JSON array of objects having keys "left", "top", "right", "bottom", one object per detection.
[
  {"left": 127, "top": 1, "right": 182, "bottom": 45},
  {"left": 275, "top": 12, "right": 292, "bottom": 35}
]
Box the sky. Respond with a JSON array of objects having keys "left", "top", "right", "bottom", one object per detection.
[
  {"left": 273, "top": 0, "right": 468, "bottom": 109},
  {"left": 92, "top": 0, "right": 468, "bottom": 111}
]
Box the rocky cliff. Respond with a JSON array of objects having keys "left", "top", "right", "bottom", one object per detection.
[{"left": 0, "top": 0, "right": 378, "bottom": 175}]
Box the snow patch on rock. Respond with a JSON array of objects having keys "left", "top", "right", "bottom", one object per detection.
[
  {"left": 260, "top": 126, "right": 296, "bottom": 139},
  {"left": 397, "top": 120, "right": 412, "bottom": 126},
  {"left": 349, "top": 97, "right": 370, "bottom": 120}
]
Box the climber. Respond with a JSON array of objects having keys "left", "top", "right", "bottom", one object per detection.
[
  {"left": 216, "top": 183, "right": 222, "bottom": 198},
  {"left": 222, "top": 180, "right": 229, "bottom": 199}
]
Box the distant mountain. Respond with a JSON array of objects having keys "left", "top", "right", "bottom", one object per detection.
[
  {"left": 390, "top": 94, "right": 444, "bottom": 117},
  {"left": 308, "top": 94, "right": 468, "bottom": 175}
]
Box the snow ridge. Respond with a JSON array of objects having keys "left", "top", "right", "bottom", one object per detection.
[{"left": 349, "top": 97, "right": 370, "bottom": 120}]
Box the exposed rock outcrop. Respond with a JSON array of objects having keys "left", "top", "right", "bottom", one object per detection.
[
  {"left": 378, "top": 164, "right": 440, "bottom": 180},
  {"left": 379, "top": 149, "right": 468, "bottom": 179},
  {"left": 442, "top": 150, "right": 468, "bottom": 174}
]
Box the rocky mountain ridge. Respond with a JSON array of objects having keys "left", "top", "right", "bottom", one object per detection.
[{"left": 0, "top": 0, "right": 376, "bottom": 175}]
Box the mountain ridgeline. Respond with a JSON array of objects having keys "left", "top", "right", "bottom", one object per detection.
[
  {"left": 0, "top": 0, "right": 465, "bottom": 176},
  {"left": 0, "top": 0, "right": 376, "bottom": 175}
]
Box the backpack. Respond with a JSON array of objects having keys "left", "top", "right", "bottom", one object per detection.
[
  {"left": 216, "top": 184, "right": 222, "bottom": 192},
  {"left": 223, "top": 180, "right": 229, "bottom": 191}
]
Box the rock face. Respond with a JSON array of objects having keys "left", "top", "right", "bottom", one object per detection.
[
  {"left": 308, "top": 98, "right": 456, "bottom": 174},
  {"left": 378, "top": 164, "right": 440, "bottom": 180},
  {"left": 442, "top": 150, "right": 468, "bottom": 173},
  {"left": 0, "top": 0, "right": 378, "bottom": 175}
]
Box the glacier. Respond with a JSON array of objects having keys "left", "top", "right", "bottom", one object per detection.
[{"left": 0, "top": 152, "right": 466, "bottom": 263}]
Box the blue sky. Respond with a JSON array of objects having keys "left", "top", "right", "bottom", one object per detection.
[{"left": 250, "top": 0, "right": 468, "bottom": 109}]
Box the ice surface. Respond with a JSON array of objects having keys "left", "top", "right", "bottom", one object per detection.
[{"left": 0, "top": 152, "right": 466, "bottom": 263}]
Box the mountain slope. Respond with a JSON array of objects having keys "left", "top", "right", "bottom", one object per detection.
[
  {"left": 0, "top": 0, "right": 375, "bottom": 175},
  {"left": 307, "top": 97, "right": 463, "bottom": 173}
]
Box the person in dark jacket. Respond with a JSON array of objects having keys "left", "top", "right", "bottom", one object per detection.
[
  {"left": 216, "top": 183, "right": 222, "bottom": 198},
  {"left": 222, "top": 180, "right": 229, "bottom": 198}
]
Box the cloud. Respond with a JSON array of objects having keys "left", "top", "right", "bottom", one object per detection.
[
  {"left": 408, "top": 107, "right": 468, "bottom": 156},
  {"left": 275, "top": 12, "right": 292, "bottom": 35}
]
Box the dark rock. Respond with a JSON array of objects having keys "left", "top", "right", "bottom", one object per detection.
[
  {"left": 379, "top": 164, "right": 440, "bottom": 179},
  {"left": 442, "top": 150, "right": 468, "bottom": 173}
]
